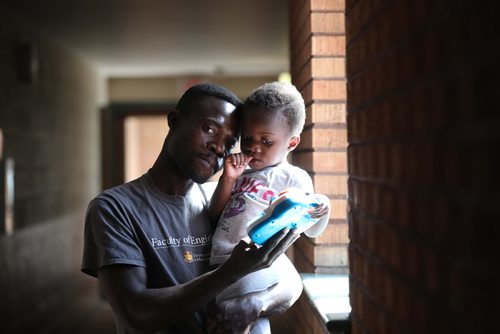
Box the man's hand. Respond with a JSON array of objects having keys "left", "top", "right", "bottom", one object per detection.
[{"left": 221, "top": 228, "right": 300, "bottom": 279}]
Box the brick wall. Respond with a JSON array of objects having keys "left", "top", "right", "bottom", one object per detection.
[
  {"left": 0, "top": 10, "right": 102, "bottom": 332},
  {"left": 273, "top": 1, "right": 348, "bottom": 333},
  {"left": 346, "top": 0, "right": 497, "bottom": 333},
  {"left": 290, "top": 0, "right": 349, "bottom": 275}
]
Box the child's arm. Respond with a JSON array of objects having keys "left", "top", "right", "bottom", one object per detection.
[
  {"left": 304, "top": 193, "right": 331, "bottom": 238},
  {"left": 308, "top": 195, "right": 330, "bottom": 219},
  {"left": 208, "top": 153, "right": 252, "bottom": 227}
]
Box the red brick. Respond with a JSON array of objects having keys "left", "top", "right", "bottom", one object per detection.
[
  {"left": 302, "top": 79, "right": 347, "bottom": 102},
  {"left": 300, "top": 127, "right": 347, "bottom": 149},
  {"left": 315, "top": 222, "right": 349, "bottom": 244},
  {"left": 330, "top": 198, "right": 347, "bottom": 219},
  {"left": 305, "top": 103, "right": 346, "bottom": 125},
  {"left": 312, "top": 57, "right": 345, "bottom": 77},
  {"left": 311, "top": 12, "right": 345, "bottom": 33},
  {"left": 293, "top": 38, "right": 313, "bottom": 78},
  {"left": 312, "top": 35, "right": 346, "bottom": 56},
  {"left": 292, "top": 151, "right": 348, "bottom": 173},
  {"left": 293, "top": 58, "right": 312, "bottom": 90},
  {"left": 311, "top": 0, "right": 345, "bottom": 11},
  {"left": 315, "top": 244, "right": 348, "bottom": 267},
  {"left": 312, "top": 174, "right": 348, "bottom": 195}
]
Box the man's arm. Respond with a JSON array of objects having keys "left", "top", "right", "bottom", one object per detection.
[
  {"left": 207, "top": 254, "right": 303, "bottom": 333},
  {"left": 253, "top": 254, "right": 303, "bottom": 316},
  {"left": 97, "top": 228, "right": 300, "bottom": 333}
]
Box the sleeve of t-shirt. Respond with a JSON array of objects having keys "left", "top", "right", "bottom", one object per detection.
[
  {"left": 286, "top": 167, "right": 315, "bottom": 194},
  {"left": 81, "top": 197, "right": 145, "bottom": 277}
]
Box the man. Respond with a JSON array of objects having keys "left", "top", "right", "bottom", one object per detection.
[{"left": 82, "top": 83, "right": 303, "bottom": 333}]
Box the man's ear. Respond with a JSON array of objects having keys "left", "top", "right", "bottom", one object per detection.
[
  {"left": 287, "top": 136, "right": 300, "bottom": 151},
  {"left": 167, "top": 109, "right": 179, "bottom": 129}
]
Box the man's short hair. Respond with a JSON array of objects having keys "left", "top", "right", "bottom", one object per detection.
[
  {"left": 243, "top": 82, "right": 306, "bottom": 136},
  {"left": 176, "top": 83, "right": 242, "bottom": 114}
]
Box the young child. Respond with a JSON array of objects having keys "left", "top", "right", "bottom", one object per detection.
[{"left": 208, "top": 82, "right": 330, "bottom": 312}]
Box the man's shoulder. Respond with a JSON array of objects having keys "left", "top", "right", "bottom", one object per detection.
[{"left": 91, "top": 176, "right": 146, "bottom": 207}]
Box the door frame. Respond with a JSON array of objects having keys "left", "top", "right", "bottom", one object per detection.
[{"left": 100, "top": 103, "right": 175, "bottom": 190}]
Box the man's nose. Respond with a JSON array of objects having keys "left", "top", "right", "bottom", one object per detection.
[{"left": 208, "top": 141, "right": 225, "bottom": 157}]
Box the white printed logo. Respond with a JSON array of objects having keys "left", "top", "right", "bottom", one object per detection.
[{"left": 151, "top": 234, "right": 212, "bottom": 249}]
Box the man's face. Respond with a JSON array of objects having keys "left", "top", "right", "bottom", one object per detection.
[{"left": 168, "top": 96, "right": 238, "bottom": 183}]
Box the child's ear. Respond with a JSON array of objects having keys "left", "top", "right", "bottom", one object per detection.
[
  {"left": 287, "top": 136, "right": 301, "bottom": 151},
  {"left": 167, "top": 109, "right": 179, "bottom": 129}
]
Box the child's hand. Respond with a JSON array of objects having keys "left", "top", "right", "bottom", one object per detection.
[
  {"left": 308, "top": 196, "right": 330, "bottom": 219},
  {"left": 222, "top": 153, "right": 252, "bottom": 180}
]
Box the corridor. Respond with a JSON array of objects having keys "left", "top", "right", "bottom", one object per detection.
[{"left": 1, "top": 0, "right": 496, "bottom": 333}]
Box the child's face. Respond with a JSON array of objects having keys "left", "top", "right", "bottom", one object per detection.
[{"left": 240, "top": 107, "right": 299, "bottom": 170}]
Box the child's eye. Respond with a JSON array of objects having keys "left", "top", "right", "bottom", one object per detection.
[
  {"left": 262, "top": 139, "right": 273, "bottom": 146},
  {"left": 226, "top": 140, "right": 236, "bottom": 152}
]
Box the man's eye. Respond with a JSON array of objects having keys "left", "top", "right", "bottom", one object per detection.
[{"left": 205, "top": 126, "right": 215, "bottom": 135}]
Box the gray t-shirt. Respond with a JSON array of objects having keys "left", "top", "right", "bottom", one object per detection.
[{"left": 81, "top": 172, "right": 214, "bottom": 333}]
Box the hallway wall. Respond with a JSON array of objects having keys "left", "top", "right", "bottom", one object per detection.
[{"left": 0, "top": 10, "right": 103, "bottom": 332}]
